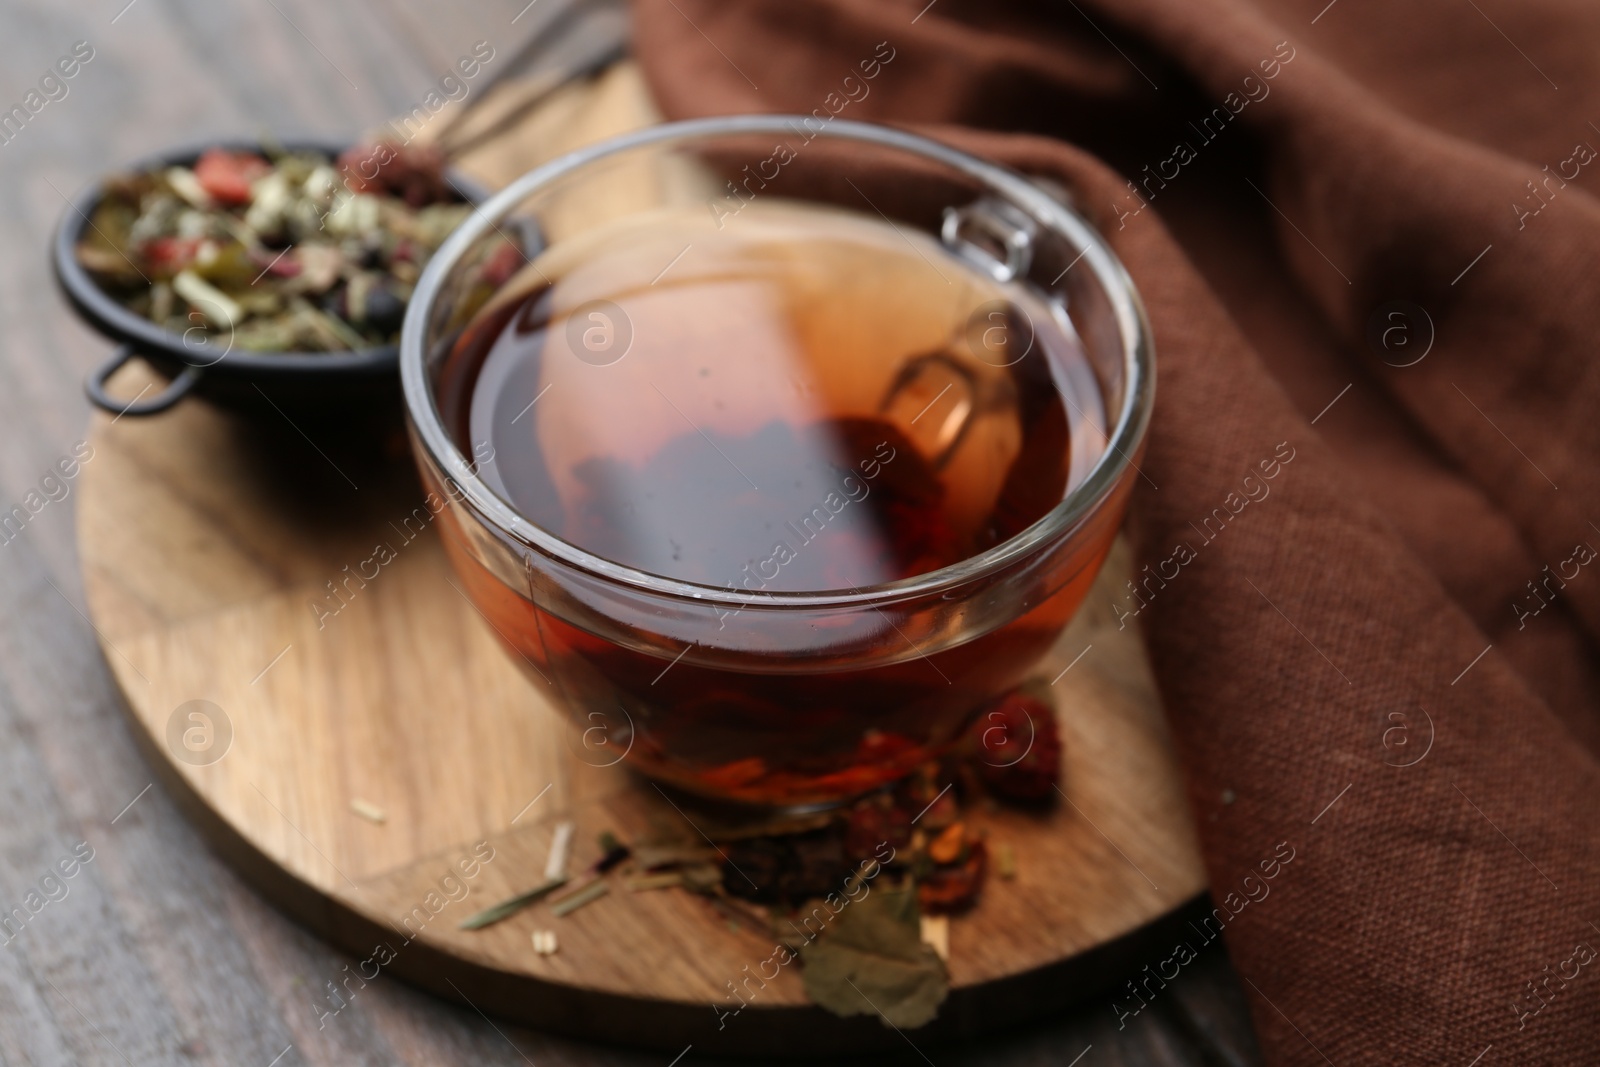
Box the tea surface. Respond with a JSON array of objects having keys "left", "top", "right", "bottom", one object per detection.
[{"left": 439, "top": 201, "right": 1105, "bottom": 592}]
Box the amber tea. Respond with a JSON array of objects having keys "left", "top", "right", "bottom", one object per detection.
[{"left": 432, "top": 200, "right": 1115, "bottom": 805}]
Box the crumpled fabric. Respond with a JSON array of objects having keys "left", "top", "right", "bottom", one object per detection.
[{"left": 632, "top": 0, "right": 1600, "bottom": 1062}]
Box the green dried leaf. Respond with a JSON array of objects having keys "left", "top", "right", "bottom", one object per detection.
[
  {"left": 678, "top": 862, "right": 724, "bottom": 892},
  {"left": 457, "top": 876, "right": 568, "bottom": 930},
  {"left": 630, "top": 842, "right": 719, "bottom": 870},
  {"left": 625, "top": 871, "right": 684, "bottom": 892},
  {"left": 173, "top": 270, "right": 241, "bottom": 329},
  {"left": 551, "top": 879, "right": 609, "bottom": 917},
  {"left": 799, "top": 884, "right": 948, "bottom": 1029}
]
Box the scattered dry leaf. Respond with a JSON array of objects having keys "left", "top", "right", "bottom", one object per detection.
[
  {"left": 800, "top": 885, "right": 948, "bottom": 1028},
  {"left": 626, "top": 872, "right": 685, "bottom": 892},
  {"left": 458, "top": 877, "right": 568, "bottom": 930},
  {"left": 630, "top": 842, "right": 718, "bottom": 870},
  {"left": 551, "top": 880, "right": 609, "bottom": 917}
]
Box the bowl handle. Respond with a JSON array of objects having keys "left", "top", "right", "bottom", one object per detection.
[{"left": 84, "top": 344, "right": 203, "bottom": 417}]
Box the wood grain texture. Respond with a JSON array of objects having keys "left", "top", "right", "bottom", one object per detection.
[{"left": 0, "top": 0, "right": 1261, "bottom": 1062}]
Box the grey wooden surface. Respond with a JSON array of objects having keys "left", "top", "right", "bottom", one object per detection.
[{"left": 0, "top": 1, "right": 1262, "bottom": 1062}]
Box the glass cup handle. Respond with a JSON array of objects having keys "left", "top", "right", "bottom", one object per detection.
[
  {"left": 881, "top": 192, "right": 1063, "bottom": 468},
  {"left": 940, "top": 194, "right": 1040, "bottom": 284}
]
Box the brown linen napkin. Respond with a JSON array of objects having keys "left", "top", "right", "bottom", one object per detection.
[{"left": 632, "top": 1, "right": 1600, "bottom": 1063}]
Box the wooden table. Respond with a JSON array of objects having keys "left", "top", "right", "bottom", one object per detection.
[{"left": 0, "top": 1, "right": 1261, "bottom": 1062}]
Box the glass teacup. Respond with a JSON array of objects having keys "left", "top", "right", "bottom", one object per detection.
[{"left": 400, "top": 116, "right": 1153, "bottom": 808}]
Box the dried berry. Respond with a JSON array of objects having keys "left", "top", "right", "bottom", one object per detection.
[
  {"left": 722, "top": 825, "right": 852, "bottom": 905},
  {"left": 336, "top": 140, "right": 450, "bottom": 206},
  {"left": 363, "top": 284, "right": 407, "bottom": 334},
  {"left": 893, "top": 762, "right": 943, "bottom": 813},
  {"left": 844, "top": 795, "right": 912, "bottom": 863},
  {"left": 193, "top": 148, "right": 271, "bottom": 206},
  {"left": 917, "top": 838, "right": 986, "bottom": 915},
  {"left": 721, "top": 837, "right": 785, "bottom": 894},
  {"left": 142, "top": 236, "right": 206, "bottom": 279},
  {"left": 970, "top": 691, "right": 1061, "bottom": 803},
  {"left": 916, "top": 787, "right": 960, "bottom": 830},
  {"left": 926, "top": 822, "right": 965, "bottom": 865}
]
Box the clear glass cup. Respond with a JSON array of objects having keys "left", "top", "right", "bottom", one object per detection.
[{"left": 400, "top": 116, "right": 1154, "bottom": 808}]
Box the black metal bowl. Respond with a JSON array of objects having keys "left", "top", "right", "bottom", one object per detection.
[{"left": 53, "top": 139, "right": 506, "bottom": 422}]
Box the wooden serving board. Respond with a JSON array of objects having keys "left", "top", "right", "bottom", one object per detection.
[
  {"left": 76, "top": 387, "right": 1205, "bottom": 1054},
  {"left": 73, "top": 64, "right": 1206, "bottom": 1056}
]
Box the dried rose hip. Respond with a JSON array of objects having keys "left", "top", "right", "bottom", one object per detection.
[
  {"left": 893, "top": 762, "right": 940, "bottom": 808},
  {"left": 927, "top": 821, "right": 965, "bottom": 865},
  {"left": 338, "top": 141, "right": 449, "bottom": 206},
  {"left": 722, "top": 826, "right": 852, "bottom": 905},
  {"left": 844, "top": 795, "right": 912, "bottom": 863},
  {"left": 971, "top": 691, "right": 1061, "bottom": 803},
  {"left": 918, "top": 838, "right": 986, "bottom": 914},
  {"left": 722, "top": 836, "right": 786, "bottom": 899},
  {"left": 193, "top": 148, "right": 270, "bottom": 206},
  {"left": 141, "top": 237, "right": 203, "bottom": 278}
]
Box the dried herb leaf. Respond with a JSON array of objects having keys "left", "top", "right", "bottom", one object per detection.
[
  {"left": 630, "top": 842, "right": 719, "bottom": 870},
  {"left": 551, "top": 880, "right": 609, "bottom": 917},
  {"left": 800, "top": 884, "right": 948, "bottom": 1028},
  {"left": 596, "top": 843, "right": 631, "bottom": 873},
  {"left": 76, "top": 141, "right": 494, "bottom": 353},
  {"left": 625, "top": 871, "right": 684, "bottom": 892},
  {"left": 457, "top": 876, "right": 568, "bottom": 930},
  {"left": 723, "top": 825, "right": 853, "bottom": 906},
  {"left": 678, "top": 861, "right": 724, "bottom": 892}
]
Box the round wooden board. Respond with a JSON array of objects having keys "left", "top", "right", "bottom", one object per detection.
[{"left": 75, "top": 379, "right": 1205, "bottom": 1056}]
